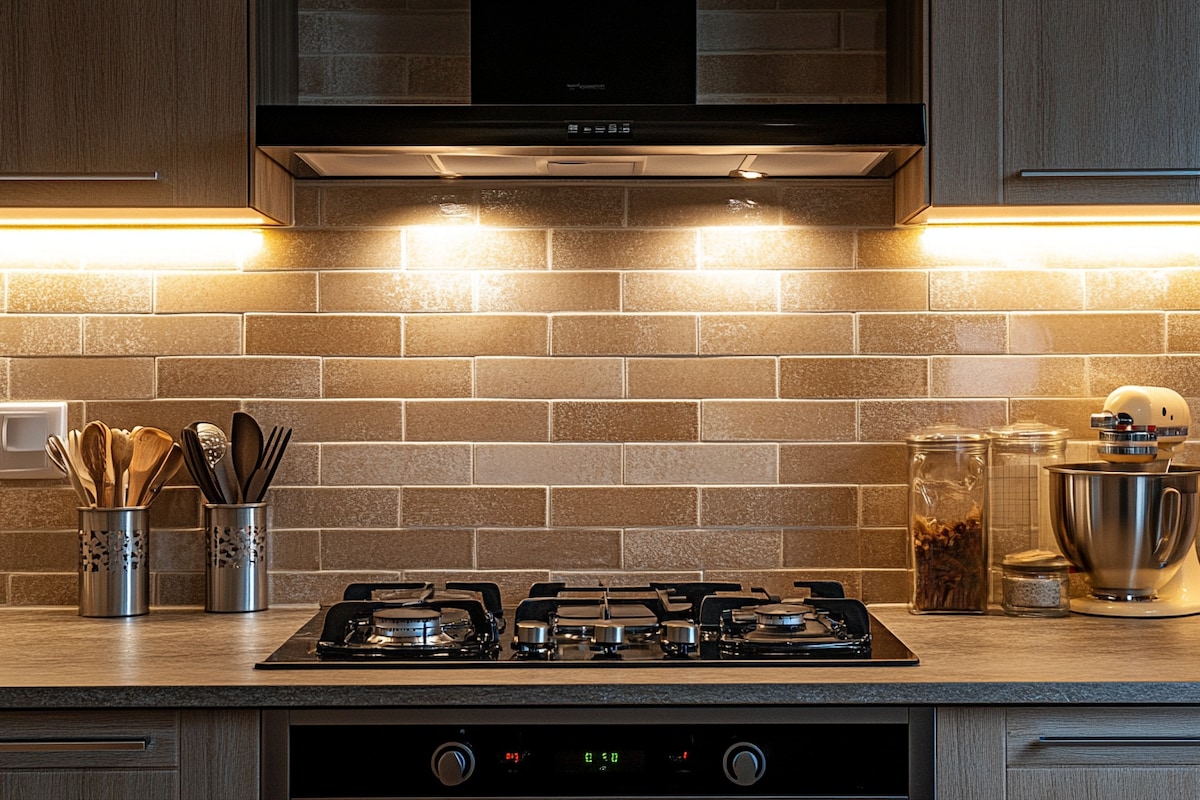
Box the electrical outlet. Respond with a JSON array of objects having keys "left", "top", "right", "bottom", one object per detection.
[{"left": 0, "top": 402, "right": 68, "bottom": 479}]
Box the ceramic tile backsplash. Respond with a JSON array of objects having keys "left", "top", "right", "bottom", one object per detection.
[{"left": 7, "top": 2, "right": 1200, "bottom": 608}]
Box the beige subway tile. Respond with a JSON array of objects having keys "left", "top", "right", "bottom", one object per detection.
[
  {"left": 1088, "top": 269, "right": 1200, "bottom": 310},
  {"left": 701, "top": 400, "right": 856, "bottom": 441},
  {"left": 8, "top": 573, "right": 75, "bottom": 605},
  {"left": 0, "top": 529, "right": 75, "bottom": 571},
  {"left": 407, "top": 227, "right": 547, "bottom": 269},
  {"left": 292, "top": 183, "right": 321, "bottom": 226},
  {"left": 780, "top": 443, "right": 907, "bottom": 484},
  {"left": 84, "top": 314, "right": 239, "bottom": 356},
  {"left": 625, "top": 529, "right": 782, "bottom": 569},
  {"left": 698, "top": 10, "right": 840, "bottom": 51},
  {"left": 319, "top": 271, "right": 473, "bottom": 313},
  {"left": 477, "top": 529, "right": 622, "bottom": 569},
  {"left": 479, "top": 187, "right": 625, "bottom": 227},
  {"left": 320, "top": 186, "right": 478, "bottom": 227},
  {"left": 250, "top": 228, "right": 403, "bottom": 270},
  {"left": 624, "top": 272, "right": 778, "bottom": 312},
  {"left": 700, "top": 313, "right": 853, "bottom": 354},
  {"left": 628, "top": 185, "right": 780, "bottom": 227},
  {"left": 859, "top": 528, "right": 907, "bottom": 570},
  {"left": 781, "top": 529, "right": 860, "bottom": 568},
  {"left": 477, "top": 272, "right": 620, "bottom": 312},
  {"left": 931, "top": 270, "right": 1083, "bottom": 311},
  {"left": 246, "top": 314, "right": 402, "bottom": 356},
  {"left": 476, "top": 357, "right": 623, "bottom": 399},
  {"left": 861, "top": 485, "right": 906, "bottom": 528},
  {"left": 1012, "top": 312, "right": 1164, "bottom": 354},
  {"left": 628, "top": 357, "right": 777, "bottom": 399},
  {"left": 242, "top": 400, "right": 404, "bottom": 442},
  {"left": 1168, "top": 313, "right": 1200, "bottom": 353},
  {"left": 781, "top": 269, "right": 928, "bottom": 312},
  {"left": 701, "top": 485, "right": 857, "bottom": 526},
  {"left": 268, "top": 529, "right": 321, "bottom": 571},
  {"left": 402, "top": 486, "right": 546, "bottom": 526},
  {"left": 552, "top": 314, "right": 697, "bottom": 356},
  {"left": 271, "top": 487, "right": 399, "bottom": 528},
  {"left": 625, "top": 443, "right": 778, "bottom": 484},
  {"left": 780, "top": 356, "right": 927, "bottom": 398},
  {"left": 407, "top": 400, "right": 550, "bottom": 441},
  {"left": 779, "top": 182, "right": 894, "bottom": 227},
  {"left": 321, "top": 529, "right": 475, "bottom": 570},
  {"left": 0, "top": 315, "right": 80, "bottom": 356},
  {"left": 0, "top": 363, "right": 8, "bottom": 398},
  {"left": 158, "top": 357, "right": 321, "bottom": 399},
  {"left": 323, "top": 443, "right": 472, "bottom": 485},
  {"left": 698, "top": 53, "right": 884, "bottom": 97},
  {"left": 323, "top": 358, "right": 471, "bottom": 399},
  {"left": 405, "top": 314, "right": 548, "bottom": 356},
  {"left": 1007, "top": 398, "right": 1100, "bottom": 440},
  {"left": 11, "top": 357, "right": 154, "bottom": 401},
  {"left": 475, "top": 443, "right": 622, "bottom": 485},
  {"left": 8, "top": 272, "right": 152, "bottom": 313},
  {"left": 155, "top": 573, "right": 204, "bottom": 606},
  {"left": 263, "top": 442, "right": 320, "bottom": 488},
  {"left": 270, "top": 570, "right": 402, "bottom": 605},
  {"left": 551, "top": 229, "right": 698, "bottom": 270},
  {"left": 856, "top": 227, "right": 949, "bottom": 268},
  {"left": 699, "top": 227, "right": 854, "bottom": 268},
  {"left": 409, "top": 55, "right": 470, "bottom": 97},
  {"left": 550, "top": 487, "right": 697, "bottom": 527},
  {"left": 861, "top": 569, "right": 909, "bottom": 604},
  {"left": 1088, "top": 355, "right": 1200, "bottom": 396},
  {"left": 931, "top": 356, "right": 1087, "bottom": 397},
  {"left": 156, "top": 271, "right": 317, "bottom": 313},
  {"left": 859, "top": 313, "right": 1007, "bottom": 355},
  {"left": 552, "top": 401, "right": 698, "bottom": 441},
  {"left": 149, "top": 528, "right": 203, "bottom": 572},
  {"left": 858, "top": 399, "right": 1008, "bottom": 442}
]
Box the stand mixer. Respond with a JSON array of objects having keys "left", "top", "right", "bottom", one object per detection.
[{"left": 1048, "top": 385, "right": 1200, "bottom": 617}]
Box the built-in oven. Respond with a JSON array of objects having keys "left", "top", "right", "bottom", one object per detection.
[{"left": 261, "top": 706, "right": 934, "bottom": 800}]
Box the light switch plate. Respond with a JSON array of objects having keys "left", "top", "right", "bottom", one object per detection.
[{"left": 0, "top": 402, "right": 68, "bottom": 479}]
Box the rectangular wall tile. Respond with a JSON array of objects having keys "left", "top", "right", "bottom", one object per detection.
[
  {"left": 407, "top": 400, "right": 549, "bottom": 441},
  {"left": 323, "top": 357, "right": 471, "bottom": 399},
  {"left": 623, "top": 272, "right": 778, "bottom": 312},
  {"left": 479, "top": 187, "right": 625, "bottom": 227},
  {"left": 701, "top": 400, "right": 856, "bottom": 441},
  {"left": 780, "top": 443, "right": 907, "bottom": 485},
  {"left": 242, "top": 400, "right": 404, "bottom": 442},
  {"left": 476, "top": 357, "right": 623, "bottom": 399},
  {"left": 551, "top": 230, "right": 697, "bottom": 270},
  {"left": 158, "top": 357, "right": 321, "bottom": 399},
  {"left": 405, "top": 314, "right": 548, "bottom": 356},
  {"left": 781, "top": 270, "right": 928, "bottom": 312},
  {"left": 475, "top": 443, "right": 622, "bottom": 485},
  {"left": 246, "top": 314, "right": 402, "bottom": 356},
  {"left": 858, "top": 313, "right": 1007, "bottom": 355},
  {"left": 625, "top": 443, "right": 778, "bottom": 484},
  {"left": 700, "top": 227, "right": 854, "bottom": 269},
  {"left": 250, "top": 229, "right": 403, "bottom": 270},
  {"left": 476, "top": 272, "right": 620, "bottom": 312},
  {"left": 7, "top": 272, "right": 152, "bottom": 314},
  {"left": 322, "top": 443, "right": 472, "bottom": 485},
  {"left": 85, "top": 315, "right": 239, "bottom": 356},
  {"left": 780, "top": 356, "right": 927, "bottom": 398},
  {"left": 628, "top": 357, "right": 777, "bottom": 399},
  {"left": 321, "top": 529, "right": 474, "bottom": 570},
  {"left": 781, "top": 529, "right": 860, "bottom": 569},
  {"left": 0, "top": 315, "right": 81, "bottom": 355},
  {"left": 701, "top": 486, "right": 858, "bottom": 527},
  {"left": 700, "top": 313, "right": 853, "bottom": 355},
  {"left": 402, "top": 486, "right": 547, "bottom": 526},
  {"left": 552, "top": 401, "right": 698, "bottom": 442},
  {"left": 477, "top": 529, "right": 622, "bottom": 569},
  {"left": 11, "top": 357, "right": 155, "bottom": 401},
  {"left": 406, "top": 227, "right": 547, "bottom": 270},
  {"left": 552, "top": 314, "right": 697, "bottom": 356},
  {"left": 550, "top": 487, "right": 698, "bottom": 527},
  {"left": 1014, "top": 312, "right": 1164, "bottom": 354},
  {"left": 624, "top": 529, "right": 782, "bottom": 570},
  {"left": 271, "top": 487, "right": 400, "bottom": 528},
  {"left": 319, "top": 271, "right": 473, "bottom": 313},
  {"left": 931, "top": 356, "right": 1088, "bottom": 397},
  {"left": 155, "top": 271, "right": 317, "bottom": 313},
  {"left": 930, "top": 270, "right": 1083, "bottom": 311}
]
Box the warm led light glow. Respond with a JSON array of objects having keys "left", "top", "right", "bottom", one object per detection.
[
  {"left": 919, "top": 224, "right": 1200, "bottom": 267},
  {"left": 0, "top": 228, "right": 264, "bottom": 268}
]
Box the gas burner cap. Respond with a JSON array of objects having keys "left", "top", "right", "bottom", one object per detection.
[
  {"left": 370, "top": 607, "right": 444, "bottom": 643},
  {"left": 753, "top": 603, "right": 809, "bottom": 630}
]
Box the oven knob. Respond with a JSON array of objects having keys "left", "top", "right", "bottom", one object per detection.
[
  {"left": 722, "top": 743, "right": 766, "bottom": 786},
  {"left": 663, "top": 620, "right": 698, "bottom": 646},
  {"left": 516, "top": 620, "right": 550, "bottom": 646},
  {"left": 431, "top": 742, "right": 475, "bottom": 786},
  {"left": 593, "top": 620, "right": 624, "bottom": 645}
]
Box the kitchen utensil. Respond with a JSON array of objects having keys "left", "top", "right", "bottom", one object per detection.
[
  {"left": 245, "top": 425, "right": 291, "bottom": 503},
  {"left": 196, "top": 422, "right": 237, "bottom": 504},
  {"left": 231, "top": 412, "right": 264, "bottom": 504},
  {"left": 79, "top": 421, "right": 113, "bottom": 508},
  {"left": 108, "top": 427, "right": 133, "bottom": 506},
  {"left": 46, "top": 435, "right": 93, "bottom": 506},
  {"left": 182, "top": 425, "right": 224, "bottom": 504},
  {"left": 140, "top": 443, "right": 183, "bottom": 506},
  {"left": 126, "top": 426, "right": 176, "bottom": 507}
]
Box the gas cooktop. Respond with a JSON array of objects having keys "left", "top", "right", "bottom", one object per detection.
[{"left": 256, "top": 581, "right": 919, "bottom": 669}]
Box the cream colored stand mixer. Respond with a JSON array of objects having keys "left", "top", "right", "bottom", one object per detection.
[{"left": 1047, "top": 385, "right": 1200, "bottom": 617}]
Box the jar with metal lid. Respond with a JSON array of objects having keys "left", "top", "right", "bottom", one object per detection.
[
  {"left": 987, "top": 422, "right": 1069, "bottom": 602},
  {"left": 1000, "top": 550, "right": 1070, "bottom": 617},
  {"left": 907, "top": 425, "right": 989, "bottom": 614}
]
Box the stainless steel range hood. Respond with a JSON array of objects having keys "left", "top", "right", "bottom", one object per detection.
[{"left": 255, "top": 103, "right": 926, "bottom": 180}]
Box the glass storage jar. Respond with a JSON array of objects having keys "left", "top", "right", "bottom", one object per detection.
[
  {"left": 907, "top": 425, "right": 990, "bottom": 614},
  {"left": 1000, "top": 550, "right": 1071, "bottom": 617}
]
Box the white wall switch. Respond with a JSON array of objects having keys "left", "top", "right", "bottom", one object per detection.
[{"left": 0, "top": 402, "right": 68, "bottom": 479}]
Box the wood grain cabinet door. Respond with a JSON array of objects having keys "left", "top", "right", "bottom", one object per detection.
[{"left": 0, "top": 0, "right": 248, "bottom": 209}]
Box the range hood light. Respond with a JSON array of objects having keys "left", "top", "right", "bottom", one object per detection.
[{"left": 729, "top": 168, "right": 767, "bottom": 180}]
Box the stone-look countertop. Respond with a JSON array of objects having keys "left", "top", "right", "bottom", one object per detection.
[{"left": 3, "top": 604, "right": 1200, "bottom": 709}]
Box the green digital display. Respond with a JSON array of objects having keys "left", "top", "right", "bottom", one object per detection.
[{"left": 557, "top": 749, "right": 645, "bottom": 773}]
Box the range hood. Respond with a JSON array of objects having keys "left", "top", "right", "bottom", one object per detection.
[{"left": 256, "top": 1, "right": 926, "bottom": 181}]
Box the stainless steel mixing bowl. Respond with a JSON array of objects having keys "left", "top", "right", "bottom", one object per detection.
[{"left": 1046, "top": 463, "right": 1200, "bottom": 600}]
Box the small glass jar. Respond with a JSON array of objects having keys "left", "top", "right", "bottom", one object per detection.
[
  {"left": 907, "top": 426, "right": 989, "bottom": 614},
  {"left": 1001, "top": 550, "right": 1070, "bottom": 617}
]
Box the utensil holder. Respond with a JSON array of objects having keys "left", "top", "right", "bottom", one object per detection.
[
  {"left": 205, "top": 503, "right": 269, "bottom": 613},
  {"left": 78, "top": 507, "right": 149, "bottom": 618}
]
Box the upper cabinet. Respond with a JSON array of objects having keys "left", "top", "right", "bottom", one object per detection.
[
  {"left": 926, "top": 0, "right": 1200, "bottom": 221},
  {"left": 0, "top": 0, "right": 291, "bottom": 225}
]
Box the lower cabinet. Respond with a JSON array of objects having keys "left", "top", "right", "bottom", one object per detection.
[
  {"left": 0, "top": 708, "right": 258, "bottom": 800},
  {"left": 938, "top": 706, "right": 1200, "bottom": 799}
]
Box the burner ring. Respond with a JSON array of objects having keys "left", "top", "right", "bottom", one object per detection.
[
  {"left": 753, "top": 603, "right": 807, "bottom": 630},
  {"left": 371, "top": 607, "right": 442, "bottom": 640}
]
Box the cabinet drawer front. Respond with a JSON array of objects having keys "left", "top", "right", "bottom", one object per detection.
[
  {"left": 0, "top": 710, "right": 178, "bottom": 769},
  {"left": 1008, "top": 707, "right": 1200, "bottom": 767}
]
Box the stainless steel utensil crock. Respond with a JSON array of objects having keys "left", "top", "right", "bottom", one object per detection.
[{"left": 1046, "top": 463, "right": 1200, "bottom": 600}]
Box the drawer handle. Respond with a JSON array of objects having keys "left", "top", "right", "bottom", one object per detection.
[
  {"left": 0, "top": 739, "right": 148, "bottom": 752},
  {"left": 0, "top": 172, "right": 161, "bottom": 181},
  {"left": 1038, "top": 736, "right": 1200, "bottom": 747},
  {"left": 1019, "top": 168, "right": 1200, "bottom": 178}
]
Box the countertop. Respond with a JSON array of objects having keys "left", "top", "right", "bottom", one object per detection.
[{"left": 4, "top": 604, "right": 1200, "bottom": 709}]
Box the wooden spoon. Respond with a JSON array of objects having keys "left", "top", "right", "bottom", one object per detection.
[
  {"left": 140, "top": 443, "right": 183, "bottom": 506},
  {"left": 109, "top": 427, "right": 133, "bottom": 506},
  {"left": 46, "top": 435, "right": 93, "bottom": 506},
  {"left": 126, "top": 426, "right": 175, "bottom": 507},
  {"left": 231, "top": 412, "right": 264, "bottom": 505},
  {"left": 79, "top": 421, "right": 112, "bottom": 508}
]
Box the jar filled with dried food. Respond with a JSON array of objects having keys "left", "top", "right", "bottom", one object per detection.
[
  {"left": 907, "top": 426, "right": 990, "bottom": 614},
  {"left": 1000, "top": 550, "right": 1070, "bottom": 617}
]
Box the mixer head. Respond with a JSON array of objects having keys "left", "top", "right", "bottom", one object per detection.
[{"left": 1090, "top": 385, "right": 1191, "bottom": 464}]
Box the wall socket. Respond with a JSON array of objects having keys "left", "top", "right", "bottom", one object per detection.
[{"left": 0, "top": 402, "right": 68, "bottom": 479}]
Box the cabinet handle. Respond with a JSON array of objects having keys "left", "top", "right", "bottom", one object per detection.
[
  {"left": 1019, "top": 168, "right": 1200, "bottom": 178},
  {"left": 0, "top": 739, "right": 148, "bottom": 752},
  {"left": 1038, "top": 736, "right": 1200, "bottom": 747},
  {"left": 0, "top": 172, "right": 161, "bottom": 181}
]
